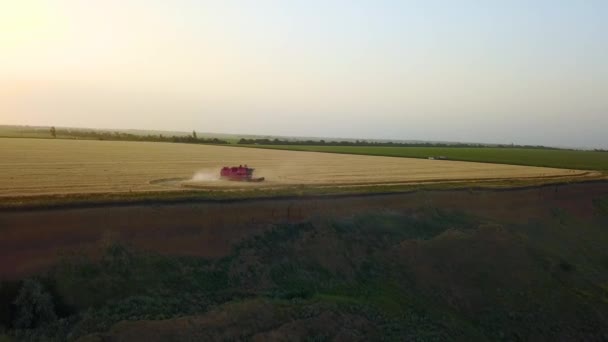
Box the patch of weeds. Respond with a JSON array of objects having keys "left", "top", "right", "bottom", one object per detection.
[
  {"left": 234, "top": 222, "right": 315, "bottom": 257},
  {"left": 269, "top": 261, "right": 336, "bottom": 299},
  {"left": 0, "top": 281, "right": 20, "bottom": 329},
  {"left": 573, "top": 288, "right": 593, "bottom": 299},
  {"left": 559, "top": 260, "right": 576, "bottom": 272},
  {"left": 333, "top": 209, "right": 476, "bottom": 244},
  {"left": 50, "top": 242, "right": 231, "bottom": 318},
  {"left": 306, "top": 334, "right": 331, "bottom": 342},
  {"left": 315, "top": 283, "right": 464, "bottom": 341},
  {"left": 550, "top": 207, "right": 570, "bottom": 224},
  {"left": 592, "top": 196, "right": 608, "bottom": 216}
]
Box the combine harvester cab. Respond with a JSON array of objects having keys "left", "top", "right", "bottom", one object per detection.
[{"left": 220, "top": 165, "right": 265, "bottom": 182}]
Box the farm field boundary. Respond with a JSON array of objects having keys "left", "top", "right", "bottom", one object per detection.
[{"left": 1, "top": 176, "right": 605, "bottom": 212}]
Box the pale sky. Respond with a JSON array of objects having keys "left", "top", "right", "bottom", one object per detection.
[{"left": 1, "top": 0, "right": 607, "bottom": 148}]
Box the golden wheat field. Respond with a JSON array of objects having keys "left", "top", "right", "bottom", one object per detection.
[{"left": 0, "top": 138, "right": 588, "bottom": 196}]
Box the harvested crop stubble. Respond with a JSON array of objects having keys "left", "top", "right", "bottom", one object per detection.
[{"left": 0, "top": 138, "right": 589, "bottom": 196}]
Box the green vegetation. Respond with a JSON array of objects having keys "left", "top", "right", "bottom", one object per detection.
[
  {"left": 2, "top": 204, "right": 608, "bottom": 340},
  {"left": 245, "top": 145, "right": 608, "bottom": 171}
]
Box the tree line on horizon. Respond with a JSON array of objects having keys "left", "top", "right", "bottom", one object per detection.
[
  {"left": 49, "top": 127, "right": 229, "bottom": 145},
  {"left": 236, "top": 137, "right": 563, "bottom": 149},
  {"left": 11, "top": 126, "right": 600, "bottom": 151}
]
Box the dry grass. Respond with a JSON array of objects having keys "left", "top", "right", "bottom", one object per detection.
[{"left": 0, "top": 138, "right": 590, "bottom": 197}]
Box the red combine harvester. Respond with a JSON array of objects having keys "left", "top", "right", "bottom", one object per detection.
[{"left": 220, "top": 165, "right": 265, "bottom": 182}]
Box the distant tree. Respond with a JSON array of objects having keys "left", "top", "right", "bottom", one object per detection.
[
  {"left": 50, "top": 126, "right": 56, "bottom": 138},
  {"left": 192, "top": 130, "right": 197, "bottom": 139}
]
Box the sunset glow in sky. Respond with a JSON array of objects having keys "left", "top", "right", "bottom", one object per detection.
[{"left": 1, "top": 0, "right": 607, "bottom": 148}]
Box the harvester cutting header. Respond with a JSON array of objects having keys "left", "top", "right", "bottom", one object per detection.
[{"left": 220, "top": 165, "right": 265, "bottom": 182}]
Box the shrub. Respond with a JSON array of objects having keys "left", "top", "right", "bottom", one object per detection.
[
  {"left": 13, "top": 279, "right": 57, "bottom": 329},
  {"left": 0, "top": 281, "right": 20, "bottom": 329}
]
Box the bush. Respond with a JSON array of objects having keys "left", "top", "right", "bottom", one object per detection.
[
  {"left": 0, "top": 334, "right": 14, "bottom": 342},
  {"left": 0, "top": 281, "right": 20, "bottom": 329},
  {"left": 13, "top": 279, "right": 57, "bottom": 329}
]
